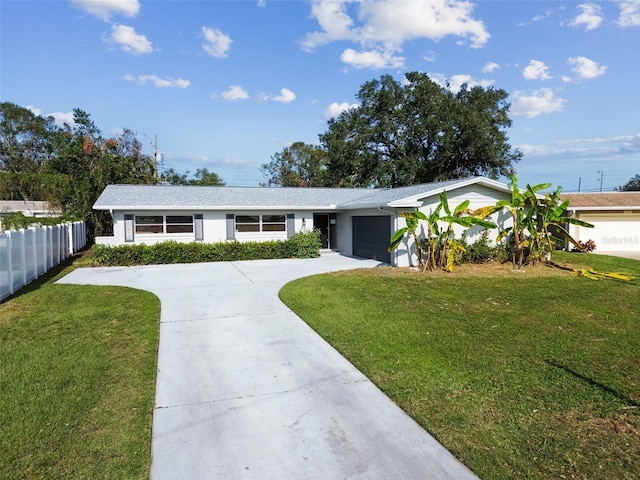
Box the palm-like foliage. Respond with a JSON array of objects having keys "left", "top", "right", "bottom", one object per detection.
[{"left": 389, "top": 192, "right": 496, "bottom": 271}]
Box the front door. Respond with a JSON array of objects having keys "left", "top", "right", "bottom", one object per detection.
[{"left": 313, "top": 213, "right": 329, "bottom": 248}]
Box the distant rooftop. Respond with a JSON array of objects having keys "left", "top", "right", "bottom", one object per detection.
[{"left": 560, "top": 192, "right": 640, "bottom": 209}]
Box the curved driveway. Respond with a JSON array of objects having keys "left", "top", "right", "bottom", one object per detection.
[{"left": 58, "top": 255, "right": 477, "bottom": 480}]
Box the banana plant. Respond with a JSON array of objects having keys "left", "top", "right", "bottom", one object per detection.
[
  {"left": 436, "top": 191, "right": 497, "bottom": 271},
  {"left": 388, "top": 209, "right": 429, "bottom": 270},
  {"left": 527, "top": 185, "right": 594, "bottom": 256},
  {"left": 476, "top": 175, "right": 551, "bottom": 268},
  {"left": 389, "top": 192, "right": 496, "bottom": 272}
]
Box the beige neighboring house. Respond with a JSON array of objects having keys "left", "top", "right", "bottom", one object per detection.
[
  {"left": 561, "top": 192, "right": 640, "bottom": 254},
  {"left": 0, "top": 200, "right": 61, "bottom": 228}
]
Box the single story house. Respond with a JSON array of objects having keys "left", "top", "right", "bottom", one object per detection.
[
  {"left": 93, "top": 176, "right": 516, "bottom": 267},
  {"left": 0, "top": 200, "right": 60, "bottom": 218},
  {"left": 561, "top": 192, "right": 640, "bottom": 253}
]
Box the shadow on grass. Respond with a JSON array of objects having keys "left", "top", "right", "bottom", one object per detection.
[
  {"left": 546, "top": 359, "right": 639, "bottom": 408},
  {"left": 1, "top": 248, "right": 93, "bottom": 304}
]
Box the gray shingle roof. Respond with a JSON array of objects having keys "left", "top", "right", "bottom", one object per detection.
[
  {"left": 93, "top": 177, "right": 500, "bottom": 211},
  {"left": 93, "top": 184, "right": 380, "bottom": 210}
]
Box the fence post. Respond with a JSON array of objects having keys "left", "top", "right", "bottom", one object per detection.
[
  {"left": 47, "top": 226, "right": 53, "bottom": 269},
  {"left": 68, "top": 222, "right": 74, "bottom": 256},
  {"left": 32, "top": 227, "right": 38, "bottom": 280},
  {"left": 7, "top": 232, "right": 13, "bottom": 296},
  {"left": 20, "top": 229, "right": 27, "bottom": 287}
]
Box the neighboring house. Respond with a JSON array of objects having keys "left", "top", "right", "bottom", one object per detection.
[
  {"left": 93, "top": 176, "right": 515, "bottom": 267},
  {"left": 561, "top": 192, "right": 640, "bottom": 253},
  {"left": 0, "top": 200, "right": 60, "bottom": 219},
  {"left": 0, "top": 201, "right": 62, "bottom": 231}
]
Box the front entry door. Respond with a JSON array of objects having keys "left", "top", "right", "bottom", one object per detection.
[{"left": 313, "top": 214, "right": 330, "bottom": 248}]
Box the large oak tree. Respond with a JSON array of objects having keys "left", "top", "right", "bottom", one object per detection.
[{"left": 319, "top": 72, "right": 522, "bottom": 187}]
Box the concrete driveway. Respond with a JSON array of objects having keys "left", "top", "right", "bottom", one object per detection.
[
  {"left": 595, "top": 251, "right": 640, "bottom": 261},
  {"left": 58, "top": 255, "right": 478, "bottom": 480}
]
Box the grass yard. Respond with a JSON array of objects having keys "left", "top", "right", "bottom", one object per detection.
[
  {"left": 280, "top": 252, "right": 640, "bottom": 480},
  {"left": 0, "top": 252, "right": 160, "bottom": 479}
]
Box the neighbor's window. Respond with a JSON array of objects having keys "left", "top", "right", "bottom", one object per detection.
[
  {"left": 135, "top": 215, "right": 194, "bottom": 234},
  {"left": 235, "top": 214, "right": 286, "bottom": 233}
]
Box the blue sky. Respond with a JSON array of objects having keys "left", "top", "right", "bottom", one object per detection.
[{"left": 1, "top": 0, "right": 639, "bottom": 191}]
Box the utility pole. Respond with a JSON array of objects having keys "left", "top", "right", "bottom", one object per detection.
[
  {"left": 153, "top": 135, "right": 158, "bottom": 184},
  {"left": 597, "top": 170, "right": 605, "bottom": 192},
  {"left": 578, "top": 177, "right": 581, "bottom": 192}
]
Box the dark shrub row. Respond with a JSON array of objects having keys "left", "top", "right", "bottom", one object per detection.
[{"left": 92, "top": 230, "right": 322, "bottom": 266}]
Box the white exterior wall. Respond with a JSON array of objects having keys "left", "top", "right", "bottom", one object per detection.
[
  {"left": 393, "top": 184, "right": 513, "bottom": 267},
  {"left": 96, "top": 210, "right": 313, "bottom": 246}
]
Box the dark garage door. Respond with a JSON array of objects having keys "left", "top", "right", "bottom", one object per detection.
[{"left": 352, "top": 216, "right": 391, "bottom": 263}]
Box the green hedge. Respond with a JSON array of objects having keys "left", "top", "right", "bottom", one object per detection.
[
  {"left": 1, "top": 212, "right": 69, "bottom": 231},
  {"left": 92, "top": 230, "right": 322, "bottom": 266}
]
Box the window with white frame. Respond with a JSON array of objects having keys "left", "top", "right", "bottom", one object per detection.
[
  {"left": 235, "top": 214, "right": 286, "bottom": 233},
  {"left": 135, "top": 215, "right": 194, "bottom": 234}
]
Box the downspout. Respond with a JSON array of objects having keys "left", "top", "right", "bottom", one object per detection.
[{"left": 378, "top": 206, "right": 398, "bottom": 266}]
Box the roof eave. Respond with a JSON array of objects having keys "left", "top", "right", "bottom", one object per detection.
[
  {"left": 569, "top": 206, "right": 640, "bottom": 211},
  {"left": 93, "top": 204, "right": 340, "bottom": 211}
]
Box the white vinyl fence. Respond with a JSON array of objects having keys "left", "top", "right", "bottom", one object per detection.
[{"left": 0, "top": 221, "right": 87, "bottom": 301}]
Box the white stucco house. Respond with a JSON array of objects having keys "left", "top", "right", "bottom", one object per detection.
[
  {"left": 561, "top": 192, "right": 640, "bottom": 254},
  {"left": 93, "top": 176, "right": 516, "bottom": 267}
]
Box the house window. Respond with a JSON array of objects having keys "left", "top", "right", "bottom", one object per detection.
[
  {"left": 166, "top": 215, "right": 194, "bottom": 233},
  {"left": 136, "top": 215, "right": 163, "bottom": 234},
  {"left": 135, "top": 215, "right": 194, "bottom": 234},
  {"left": 262, "top": 215, "right": 286, "bottom": 232},
  {"left": 235, "top": 214, "right": 286, "bottom": 233}
]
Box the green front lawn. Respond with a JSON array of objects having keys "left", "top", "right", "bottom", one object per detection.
[
  {"left": 0, "top": 253, "right": 160, "bottom": 479},
  {"left": 280, "top": 253, "right": 640, "bottom": 480}
]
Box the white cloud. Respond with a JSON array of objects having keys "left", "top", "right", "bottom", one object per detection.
[
  {"left": 567, "top": 56, "right": 607, "bottom": 79},
  {"left": 48, "top": 111, "right": 76, "bottom": 127},
  {"left": 104, "top": 24, "right": 153, "bottom": 55},
  {"left": 220, "top": 85, "right": 249, "bottom": 101},
  {"left": 340, "top": 48, "right": 405, "bottom": 69},
  {"left": 70, "top": 0, "right": 140, "bottom": 22},
  {"left": 27, "top": 106, "right": 75, "bottom": 127},
  {"left": 202, "top": 26, "right": 232, "bottom": 58},
  {"left": 511, "top": 88, "right": 566, "bottom": 118},
  {"left": 569, "top": 3, "right": 604, "bottom": 31},
  {"left": 26, "top": 105, "right": 42, "bottom": 116},
  {"left": 517, "top": 134, "right": 640, "bottom": 159},
  {"left": 324, "top": 102, "right": 358, "bottom": 119},
  {"left": 271, "top": 88, "right": 296, "bottom": 103},
  {"left": 423, "top": 50, "right": 436, "bottom": 62},
  {"left": 125, "top": 74, "right": 190, "bottom": 88},
  {"left": 483, "top": 61, "right": 499, "bottom": 73},
  {"left": 531, "top": 8, "right": 555, "bottom": 23},
  {"left": 523, "top": 60, "right": 552, "bottom": 80},
  {"left": 302, "top": 0, "right": 490, "bottom": 70},
  {"left": 430, "top": 73, "right": 493, "bottom": 92},
  {"left": 617, "top": 0, "right": 640, "bottom": 27},
  {"left": 257, "top": 0, "right": 266, "bottom": 8}
]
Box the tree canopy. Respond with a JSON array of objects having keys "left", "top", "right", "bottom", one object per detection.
[
  {"left": 1, "top": 102, "right": 226, "bottom": 238},
  {"left": 617, "top": 174, "right": 640, "bottom": 191},
  {"left": 260, "top": 141, "right": 327, "bottom": 187},
  {"left": 160, "top": 167, "right": 225, "bottom": 186},
  {"left": 319, "top": 72, "right": 522, "bottom": 187},
  {"left": 263, "top": 73, "right": 522, "bottom": 188}
]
